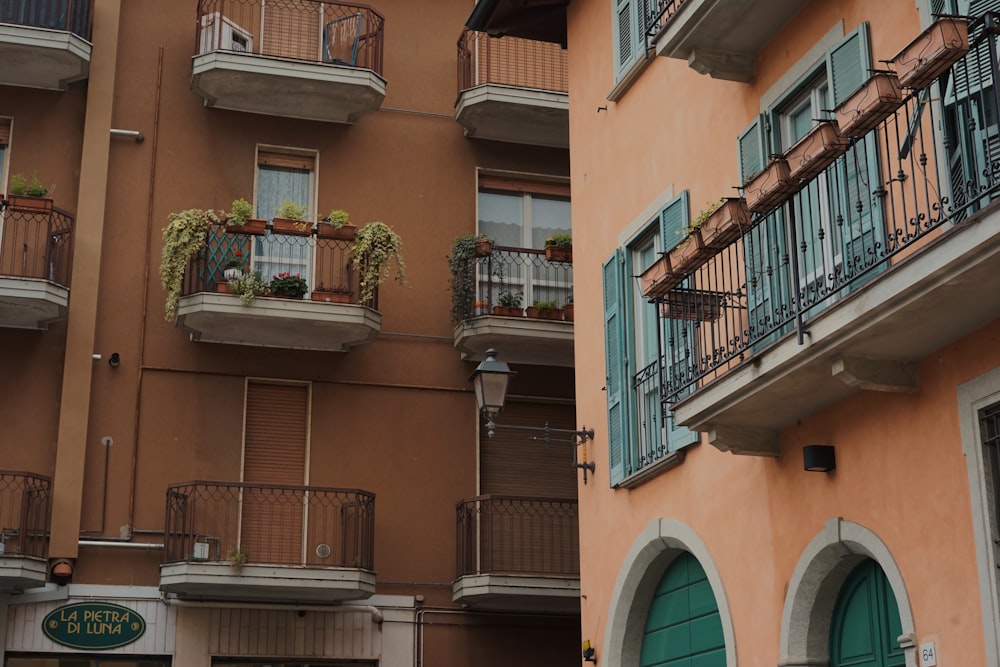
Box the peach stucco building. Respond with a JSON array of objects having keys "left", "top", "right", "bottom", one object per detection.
[
  {"left": 475, "top": 0, "right": 1000, "bottom": 665},
  {"left": 0, "top": 1, "right": 581, "bottom": 665}
]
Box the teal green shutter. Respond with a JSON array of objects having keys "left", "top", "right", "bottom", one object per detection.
[
  {"left": 604, "top": 250, "right": 628, "bottom": 486},
  {"left": 657, "top": 194, "right": 700, "bottom": 452},
  {"left": 738, "top": 114, "right": 768, "bottom": 184},
  {"left": 614, "top": 0, "right": 636, "bottom": 79},
  {"left": 827, "top": 23, "right": 872, "bottom": 106}
]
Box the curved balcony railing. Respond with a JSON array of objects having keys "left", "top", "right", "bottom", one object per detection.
[
  {"left": 458, "top": 29, "right": 568, "bottom": 95},
  {"left": 195, "top": 0, "right": 384, "bottom": 75},
  {"left": 0, "top": 471, "right": 51, "bottom": 559},
  {"left": 164, "top": 481, "right": 375, "bottom": 570},
  {"left": 0, "top": 197, "right": 75, "bottom": 287},
  {"left": 0, "top": 0, "right": 93, "bottom": 40},
  {"left": 455, "top": 495, "right": 579, "bottom": 578}
]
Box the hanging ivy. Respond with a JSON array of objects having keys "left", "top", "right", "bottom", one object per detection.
[{"left": 159, "top": 208, "right": 222, "bottom": 322}]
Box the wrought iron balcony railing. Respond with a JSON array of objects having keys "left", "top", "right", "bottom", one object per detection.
[
  {"left": 457, "top": 29, "right": 568, "bottom": 94},
  {"left": 0, "top": 0, "right": 93, "bottom": 40},
  {"left": 183, "top": 223, "right": 378, "bottom": 309},
  {"left": 195, "top": 0, "right": 384, "bottom": 74},
  {"left": 0, "top": 471, "right": 51, "bottom": 559},
  {"left": 164, "top": 481, "right": 375, "bottom": 570},
  {"left": 453, "top": 245, "right": 574, "bottom": 321},
  {"left": 455, "top": 495, "right": 579, "bottom": 578},
  {"left": 651, "top": 12, "right": 1000, "bottom": 406},
  {"left": 0, "top": 198, "right": 75, "bottom": 287}
]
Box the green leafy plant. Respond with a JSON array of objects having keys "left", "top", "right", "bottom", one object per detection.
[
  {"left": 227, "top": 544, "right": 250, "bottom": 571},
  {"left": 26, "top": 172, "right": 48, "bottom": 197},
  {"left": 545, "top": 233, "right": 572, "bottom": 248},
  {"left": 351, "top": 221, "right": 405, "bottom": 305},
  {"left": 160, "top": 208, "right": 223, "bottom": 321},
  {"left": 223, "top": 250, "right": 245, "bottom": 271},
  {"left": 270, "top": 271, "right": 308, "bottom": 299},
  {"left": 533, "top": 299, "right": 560, "bottom": 311},
  {"left": 276, "top": 199, "right": 310, "bottom": 232},
  {"left": 448, "top": 234, "right": 480, "bottom": 324},
  {"left": 228, "top": 198, "right": 254, "bottom": 227},
  {"left": 325, "top": 209, "right": 352, "bottom": 229},
  {"left": 231, "top": 270, "right": 268, "bottom": 306},
  {"left": 498, "top": 291, "right": 523, "bottom": 308},
  {"left": 8, "top": 172, "right": 27, "bottom": 196},
  {"left": 686, "top": 199, "right": 724, "bottom": 235}
]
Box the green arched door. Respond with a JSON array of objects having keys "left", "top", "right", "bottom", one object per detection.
[
  {"left": 640, "top": 552, "right": 725, "bottom": 667},
  {"left": 830, "top": 559, "right": 905, "bottom": 667}
]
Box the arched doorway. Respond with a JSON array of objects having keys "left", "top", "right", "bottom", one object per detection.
[{"left": 830, "top": 559, "right": 905, "bottom": 667}]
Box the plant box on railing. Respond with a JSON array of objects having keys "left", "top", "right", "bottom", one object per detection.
[
  {"left": 785, "top": 121, "right": 851, "bottom": 181},
  {"left": 270, "top": 218, "right": 312, "bottom": 237},
  {"left": 311, "top": 289, "right": 352, "bottom": 303},
  {"left": 493, "top": 306, "right": 523, "bottom": 317},
  {"left": 890, "top": 17, "right": 969, "bottom": 89},
  {"left": 834, "top": 72, "right": 903, "bottom": 137},
  {"left": 545, "top": 245, "right": 573, "bottom": 263},
  {"left": 225, "top": 218, "right": 267, "bottom": 235},
  {"left": 744, "top": 158, "right": 796, "bottom": 213},
  {"left": 639, "top": 254, "right": 685, "bottom": 299},
  {"left": 658, "top": 289, "right": 724, "bottom": 322},
  {"left": 316, "top": 222, "right": 357, "bottom": 241},
  {"left": 668, "top": 232, "right": 713, "bottom": 277},
  {"left": 5, "top": 194, "right": 53, "bottom": 213},
  {"left": 699, "top": 197, "right": 751, "bottom": 250}
]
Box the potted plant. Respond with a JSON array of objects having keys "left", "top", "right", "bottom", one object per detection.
[
  {"left": 225, "top": 198, "right": 267, "bottom": 235},
  {"left": 317, "top": 209, "right": 357, "bottom": 240},
  {"left": 311, "top": 283, "right": 352, "bottom": 303},
  {"left": 351, "top": 221, "right": 406, "bottom": 305},
  {"left": 271, "top": 199, "right": 311, "bottom": 236},
  {"left": 784, "top": 121, "right": 850, "bottom": 181},
  {"left": 890, "top": 16, "right": 969, "bottom": 89},
  {"left": 473, "top": 233, "right": 493, "bottom": 257},
  {"left": 160, "top": 207, "right": 224, "bottom": 321},
  {"left": 227, "top": 545, "right": 249, "bottom": 571},
  {"left": 223, "top": 251, "right": 246, "bottom": 281},
  {"left": 528, "top": 298, "right": 562, "bottom": 320},
  {"left": 230, "top": 270, "right": 268, "bottom": 306},
  {"left": 544, "top": 233, "right": 573, "bottom": 263},
  {"left": 493, "top": 290, "right": 523, "bottom": 317},
  {"left": 6, "top": 172, "right": 53, "bottom": 212},
  {"left": 694, "top": 197, "right": 752, "bottom": 250},
  {"left": 562, "top": 295, "right": 574, "bottom": 322},
  {"left": 448, "top": 234, "right": 484, "bottom": 324},
  {"left": 833, "top": 72, "right": 903, "bottom": 138},
  {"left": 270, "top": 271, "right": 308, "bottom": 299},
  {"left": 744, "top": 157, "right": 796, "bottom": 213}
]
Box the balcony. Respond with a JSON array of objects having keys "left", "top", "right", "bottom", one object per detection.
[
  {"left": 0, "top": 197, "right": 74, "bottom": 330},
  {"left": 190, "top": 0, "right": 385, "bottom": 123},
  {"left": 649, "top": 18, "right": 1000, "bottom": 455},
  {"left": 455, "top": 30, "right": 568, "bottom": 148},
  {"left": 453, "top": 495, "right": 579, "bottom": 612},
  {"left": 0, "top": 0, "right": 92, "bottom": 90},
  {"left": 0, "top": 472, "right": 51, "bottom": 592},
  {"left": 649, "top": 0, "right": 810, "bottom": 82},
  {"left": 176, "top": 223, "right": 381, "bottom": 351},
  {"left": 452, "top": 245, "right": 574, "bottom": 366},
  {"left": 160, "top": 481, "right": 375, "bottom": 602}
]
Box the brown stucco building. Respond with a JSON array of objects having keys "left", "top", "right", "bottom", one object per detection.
[{"left": 0, "top": 1, "right": 581, "bottom": 665}]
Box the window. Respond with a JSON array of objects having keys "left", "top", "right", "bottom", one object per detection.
[
  {"left": 0, "top": 119, "right": 9, "bottom": 192},
  {"left": 253, "top": 150, "right": 316, "bottom": 290},
  {"left": 980, "top": 403, "right": 1000, "bottom": 594},
  {"left": 477, "top": 175, "right": 572, "bottom": 309},
  {"left": 737, "top": 24, "right": 885, "bottom": 339},
  {"left": 604, "top": 193, "right": 699, "bottom": 487}
]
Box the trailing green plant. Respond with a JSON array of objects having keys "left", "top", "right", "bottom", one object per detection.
[
  {"left": 231, "top": 270, "right": 267, "bottom": 306},
  {"left": 545, "top": 233, "right": 572, "bottom": 248},
  {"left": 160, "top": 208, "right": 223, "bottom": 321},
  {"left": 448, "top": 234, "right": 479, "bottom": 324},
  {"left": 7, "top": 172, "right": 27, "bottom": 196},
  {"left": 351, "top": 221, "right": 405, "bottom": 305},
  {"left": 686, "top": 199, "right": 725, "bottom": 235},
  {"left": 270, "top": 271, "right": 308, "bottom": 299},
  {"left": 228, "top": 198, "right": 254, "bottom": 227},
  {"left": 533, "top": 299, "right": 560, "bottom": 311},
  {"left": 325, "top": 209, "right": 351, "bottom": 228},
  {"left": 498, "top": 290, "right": 522, "bottom": 308}
]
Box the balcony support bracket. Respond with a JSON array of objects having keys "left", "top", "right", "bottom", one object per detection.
[
  {"left": 687, "top": 48, "right": 755, "bottom": 82},
  {"left": 708, "top": 425, "right": 780, "bottom": 457},
  {"left": 831, "top": 355, "right": 918, "bottom": 393}
]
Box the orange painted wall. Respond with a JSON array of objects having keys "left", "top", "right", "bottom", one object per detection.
[{"left": 567, "top": 0, "right": 996, "bottom": 664}]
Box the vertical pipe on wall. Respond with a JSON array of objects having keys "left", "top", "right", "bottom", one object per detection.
[{"left": 49, "top": 0, "right": 123, "bottom": 559}]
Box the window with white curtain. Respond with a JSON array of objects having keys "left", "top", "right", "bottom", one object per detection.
[{"left": 253, "top": 151, "right": 316, "bottom": 289}]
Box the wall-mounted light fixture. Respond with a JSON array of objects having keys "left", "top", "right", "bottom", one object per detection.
[
  {"left": 803, "top": 445, "right": 836, "bottom": 473},
  {"left": 108, "top": 352, "right": 121, "bottom": 368},
  {"left": 470, "top": 349, "right": 597, "bottom": 484}
]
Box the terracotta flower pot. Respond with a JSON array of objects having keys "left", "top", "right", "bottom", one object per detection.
[
  {"left": 784, "top": 121, "right": 851, "bottom": 181},
  {"left": 492, "top": 306, "right": 523, "bottom": 317},
  {"left": 316, "top": 222, "right": 357, "bottom": 241},
  {"left": 891, "top": 17, "right": 969, "bottom": 89},
  {"left": 698, "top": 197, "right": 751, "bottom": 250},
  {"left": 474, "top": 238, "right": 493, "bottom": 257},
  {"left": 270, "top": 217, "right": 312, "bottom": 237},
  {"left": 834, "top": 72, "right": 903, "bottom": 138},
  {"left": 311, "top": 291, "right": 351, "bottom": 303},
  {"left": 562, "top": 304, "right": 574, "bottom": 322},
  {"left": 667, "top": 232, "right": 712, "bottom": 277},
  {"left": 658, "top": 289, "right": 724, "bottom": 322},
  {"left": 6, "top": 194, "right": 53, "bottom": 212},
  {"left": 216, "top": 281, "right": 231, "bottom": 294},
  {"left": 639, "top": 254, "right": 684, "bottom": 299},
  {"left": 226, "top": 218, "right": 267, "bottom": 235},
  {"left": 744, "top": 158, "right": 796, "bottom": 213},
  {"left": 545, "top": 245, "right": 573, "bottom": 263}
]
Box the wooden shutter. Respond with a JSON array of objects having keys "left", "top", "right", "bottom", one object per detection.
[
  {"left": 604, "top": 250, "right": 628, "bottom": 485},
  {"left": 241, "top": 382, "right": 308, "bottom": 565},
  {"left": 827, "top": 24, "right": 871, "bottom": 106},
  {"left": 257, "top": 151, "right": 315, "bottom": 170},
  {"left": 658, "top": 192, "right": 689, "bottom": 252},
  {"left": 738, "top": 115, "right": 768, "bottom": 184},
  {"left": 480, "top": 401, "right": 577, "bottom": 498},
  {"left": 615, "top": 0, "right": 636, "bottom": 78}
]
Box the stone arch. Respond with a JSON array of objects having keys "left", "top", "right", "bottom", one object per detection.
[
  {"left": 603, "top": 518, "right": 737, "bottom": 666},
  {"left": 778, "top": 518, "right": 917, "bottom": 667}
]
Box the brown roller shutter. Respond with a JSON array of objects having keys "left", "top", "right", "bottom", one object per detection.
[
  {"left": 480, "top": 400, "right": 577, "bottom": 498},
  {"left": 241, "top": 382, "right": 309, "bottom": 565},
  {"left": 257, "top": 151, "right": 315, "bottom": 170},
  {"left": 479, "top": 175, "right": 570, "bottom": 198}
]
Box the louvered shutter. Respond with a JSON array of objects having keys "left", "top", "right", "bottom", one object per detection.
[
  {"left": 604, "top": 251, "right": 628, "bottom": 486},
  {"left": 827, "top": 23, "right": 871, "bottom": 106},
  {"left": 614, "top": 0, "right": 636, "bottom": 79},
  {"left": 242, "top": 382, "right": 308, "bottom": 565},
  {"left": 738, "top": 115, "right": 768, "bottom": 184}
]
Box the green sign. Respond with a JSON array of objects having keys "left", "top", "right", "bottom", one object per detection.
[{"left": 43, "top": 602, "right": 146, "bottom": 650}]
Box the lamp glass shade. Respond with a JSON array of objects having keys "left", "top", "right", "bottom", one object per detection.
[{"left": 469, "top": 349, "right": 514, "bottom": 415}]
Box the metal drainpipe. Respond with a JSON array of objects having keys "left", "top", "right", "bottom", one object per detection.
[{"left": 77, "top": 540, "right": 163, "bottom": 550}]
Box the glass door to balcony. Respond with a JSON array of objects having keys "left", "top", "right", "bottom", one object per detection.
[{"left": 254, "top": 161, "right": 313, "bottom": 293}]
